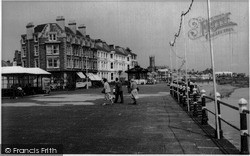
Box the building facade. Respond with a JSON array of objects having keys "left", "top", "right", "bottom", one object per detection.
[
  {"left": 19, "top": 16, "right": 98, "bottom": 89},
  {"left": 18, "top": 16, "right": 138, "bottom": 88},
  {"left": 95, "top": 39, "right": 137, "bottom": 82}
]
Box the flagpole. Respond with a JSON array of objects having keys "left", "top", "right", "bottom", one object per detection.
[
  {"left": 169, "top": 44, "right": 173, "bottom": 85},
  {"left": 175, "top": 47, "right": 180, "bottom": 102},
  {"left": 207, "top": 0, "right": 220, "bottom": 139},
  {"left": 183, "top": 14, "right": 190, "bottom": 112}
]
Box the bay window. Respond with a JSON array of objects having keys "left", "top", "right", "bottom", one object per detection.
[{"left": 47, "top": 57, "right": 59, "bottom": 68}]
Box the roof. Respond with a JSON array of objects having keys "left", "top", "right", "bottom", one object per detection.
[
  {"left": 102, "top": 43, "right": 111, "bottom": 52},
  {"left": 96, "top": 44, "right": 109, "bottom": 52},
  {"left": 2, "top": 60, "right": 12, "bottom": 67},
  {"left": 126, "top": 65, "right": 148, "bottom": 73},
  {"left": 65, "top": 26, "right": 74, "bottom": 34},
  {"left": 2, "top": 66, "right": 51, "bottom": 75},
  {"left": 158, "top": 68, "right": 169, "bottom": 72},
  {"left": 76, "top": 30, "right": 83, "bottom": 36},
  {"left": 115, "top": 47, "right": 127, "bottom": 56},
  {"left": 34, "top": 24, "right": 47, "bottom": 33}
]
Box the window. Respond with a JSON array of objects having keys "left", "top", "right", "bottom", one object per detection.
[
  {"left": 22, "top": 36, "right": 26, "bottom": 44},
  {"left": 34, "top": 35, "right": 38, "bottom": 42},
  {"left": 127, "top": 65, "right": 130, "bottom": 70},
  {"left": 34, "top": 58, "right": 39, "bottom": 67},
  {"left": 67, "top": 35, "right": 71, "bottom": 42},
  {"left": 111, "top": 73, "right": 114, "bottom": 80},
  {"left": 127, "top": 57, "right": 130, "bottom": 61},
  {"left": 46, "top": 45, "right": 59, "bottom": 55},
  {"left": 47, "top": 57, "right": 59, "bottom": 68},
  {"left": 22, "top": 47, "right": 26, "bottom": 57},
  {"left": 110, "top": 54, "right": 113, "bottom": 59},
  {"left": 111, "top": 62, "right": 113, "bottom": 69},
  {"left": 34, "top": 45, "right": 39, "bottom": 56},
  {"left": 49, "top": 33, "right": 57, "bottom": 41}
]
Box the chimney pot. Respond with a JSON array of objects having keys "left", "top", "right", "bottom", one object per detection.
[
  {"left": 68, "top": 20, "right": 76, "bottom": 34},
  {"left": 56, "top": 16, "right": 65, "bottom": 30},
  {"left": 78, "top": 24, "right": 86, "bottom": 36},
  {"left": 26, "top": 22, "right": 34, "bottom": 40}
]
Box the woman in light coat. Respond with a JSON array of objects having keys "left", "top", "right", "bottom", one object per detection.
[
  {"left": 130, "top": 79, "right": 139, "bottom": 105},
  {"left": 102, "top": 78, "right": 113, "bottom": 105}
]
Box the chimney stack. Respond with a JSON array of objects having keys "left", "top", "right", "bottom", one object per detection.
[
  {"left": 78, "top": 24, "right": 86, "bottom": 37},
  {"left": 68, "top": 20, "right": 76, "bottom": 34},
  {"left": 56, "top": 16, "right": 65, "bottom": 31},
  {"left": 26, "top": 22, "right": 34, "bottom": 40}
]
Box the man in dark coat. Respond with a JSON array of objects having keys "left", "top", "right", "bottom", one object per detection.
[{"left": 114, "top": 78, "right": 123, "bottom": 103}]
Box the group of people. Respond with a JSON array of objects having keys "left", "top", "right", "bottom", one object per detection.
[{"left": 102, "top": 78, "right": 139, "bottom": 105}]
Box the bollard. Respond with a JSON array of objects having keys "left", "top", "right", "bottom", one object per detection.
[
  {"left": 215, "top": 92, "right": 223, "bottom": 139},
  {"left": 201, "top": 89, "right": 208, "bottom": 125},
  {"left": 193, "top": 88, "right": 198, "bottom": 117},
  {"left": 182, "top": 86, "right": 186, "bottom": 107},
  {"left": 239, "top": 98, "right": 249, "bottom": 154},
  {"left": 176, "top": 85, "right": 178, "bottom": 100},
  {"left": 179, "top": 85, "right": 183, "bottom": 104},
  {"left": 177, "top": 84, "right": 180, "bottom": 103},
  {"left": 170, "top": 85, "right": 172, "bottom": 96}
]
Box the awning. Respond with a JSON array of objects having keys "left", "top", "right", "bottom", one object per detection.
[
  {"left": 1, "top": 66, "right": 51, "bottom": 75},
  {"left": 92, "top": 74, "right": 102, "bottom": 81},
  {"left": 86, "top": 73, "right": 102, "bottom": 81},
  {"left": 86, "top": 73, "right": 95, "bottom": 81},
  {"left": 77, "top": 72, "right": 86, "bottom": 78}
]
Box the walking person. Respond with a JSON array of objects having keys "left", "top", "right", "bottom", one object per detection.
[
  {"left": 114, "top": 78, "right": 123, "bottom": 103},
  {"left": 102, "top": 78, "right": 113, "bottom": 105},
  {"left": 127, "top": 79, "right": 131, "bottom": 93},
  {"left": 130, "top": 79, "right": 139, "bottom": 105}
]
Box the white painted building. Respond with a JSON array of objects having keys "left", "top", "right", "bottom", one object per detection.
[{"left": 95, "top": 40, "right": 137, "bottom": 82}]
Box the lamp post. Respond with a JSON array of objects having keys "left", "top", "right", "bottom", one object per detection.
[{"left": 86, "top": 51, "right": 89, "bottom": 89}]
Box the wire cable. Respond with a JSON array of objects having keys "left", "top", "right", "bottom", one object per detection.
[{"left": 170, "top": 0, "right": 194, "bottom": 47}]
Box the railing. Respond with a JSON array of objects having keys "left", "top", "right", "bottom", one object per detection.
[{"left": 170, "top": 84, "right": 249, "bottom": 154}]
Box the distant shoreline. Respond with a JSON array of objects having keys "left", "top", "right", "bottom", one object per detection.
[{"left": 196, "top": 82, "right": 248, "bottom": 100}]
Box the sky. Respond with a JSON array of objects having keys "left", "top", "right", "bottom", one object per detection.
[{"left": 1, "top": 0, "right": 249, "bottom": 74}]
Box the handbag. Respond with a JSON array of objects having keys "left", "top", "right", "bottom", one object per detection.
[{"left": 101, "top": 88, "right": 105, "bottom": 93}]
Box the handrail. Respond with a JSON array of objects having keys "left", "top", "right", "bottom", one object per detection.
[
  {"left": 204, "top": 95, "right": 215, "bottom": 101},
  {"left": 218, "top": 100, "right": 239, "bottom": 111},
  {"left": 170, "top": 84, "right": 249, "bottom": 154},
  {"left": 204, "top": 95, "right": 249, "bottom": 114}
]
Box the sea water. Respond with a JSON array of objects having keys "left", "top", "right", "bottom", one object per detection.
[{"left": 206, "top": 87, "right": 249, "bottom": 150}]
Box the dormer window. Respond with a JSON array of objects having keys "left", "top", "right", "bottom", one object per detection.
[
  {"left": 22, "top": 47, "right": 26, "bottom": 57},
  {"left": 34, "top": 45, "right": 39, "bottom": 56},
  {"left": 48, "top": 33, "right": 57, "bottom": 41},
  {"left": 34, "top": 35, "right": 38, "bottom": 42},
  {"left": 21, "top": 37, "right": 26, "bottom": 44},
  {"left": 67, "top": 35, "right": 71, "bottom": 42}
]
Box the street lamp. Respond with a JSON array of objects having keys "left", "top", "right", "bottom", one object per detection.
[{"left": 86, "top": 52, "right": 89, "bottom": 89}]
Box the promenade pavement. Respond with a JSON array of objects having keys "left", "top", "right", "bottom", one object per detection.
[{"left": 1, "top": 84, "right": 238, "bottom": 154}]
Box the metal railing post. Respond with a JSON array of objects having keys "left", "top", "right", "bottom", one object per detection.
[
  {"left": 201, "top": 89, "right": 208, "bottom": 125},
  {"left": 193, "top": 88, "right": 198, "bottom": 117},
  {"left": 215, "top": 92, "right": 223, "bottom": 138},
  {"left": 179, "top": 85, "right": 183, "bottom": 104},
  {"left": 187, "top": 86, "right": 190, "bottom": 111},
  {"left": 182, "top": 86, "right": 186, "bottom": 107},
  {"left": 239, "top": 98, "right": 249, "bottom": 154}
]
